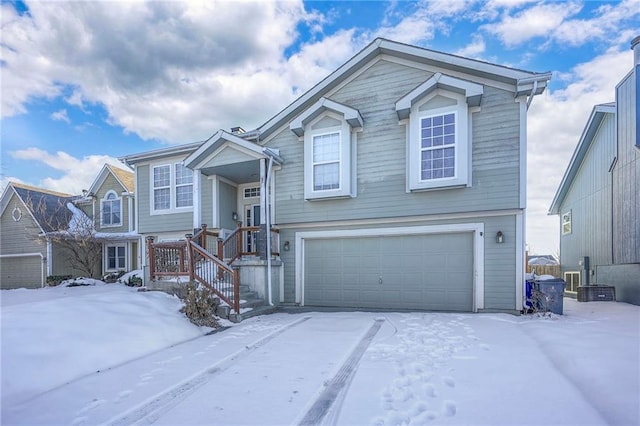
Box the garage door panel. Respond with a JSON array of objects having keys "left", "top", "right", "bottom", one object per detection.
[
  {"left": 1, "top": 257, "right": 42, "bottom": 289},
  {"left": 304, "top": 232, "right": 473, "bottom": 311}
]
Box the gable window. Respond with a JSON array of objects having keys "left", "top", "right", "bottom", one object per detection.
[
  {"left": 106, "top": 245, "right": 126, "bottom": 270},
  {"left": 290, "top": 97, "right": 363, "bottom": 200},
  {"left": 151, "top": 163, "right": 193, "bottom": 214},
  {"left": 562, "top": 211, "right": 572, "bottom": 235},
  {"left": 101, "top": 191, "right": 122, "bottom": 227},
  {"left": 313, "top": 132, "right": 341, "bottom": 191},
  {"left": 396, "top": 73, "right": 483, "bottom": 192}
]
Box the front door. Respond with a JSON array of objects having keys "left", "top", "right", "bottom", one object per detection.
[{"left": 244, "top": 204, "right": 261, "bottom": 253}]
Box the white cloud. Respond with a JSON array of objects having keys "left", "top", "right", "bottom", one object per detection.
[
  {"left": 455, "top": 34, "right": 486, "bottom": 58},
  {"left": 525, "top": 47, "right": 632, "bottom": 254},
  {"left": 483, "top": 2, "right": 584, "bottom": 47},
  {"left": 1, "top": 0, "right": 315, "bottom": 142},
  {"left": 10, "top": 148, "right": 128, "bottom": 194},
  {"left": 50, "top": 109, "right": 70, "bottom": 124}
]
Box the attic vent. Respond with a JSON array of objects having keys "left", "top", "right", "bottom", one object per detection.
[{"left": 231, "top": 126, "right": 245, "bottom": 135}]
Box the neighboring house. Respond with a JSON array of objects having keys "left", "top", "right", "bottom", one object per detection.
[
  {"left": 549, "top": 37, "right": 639, "bottom": 305},
  {"left": 76, "top": 164, "right": 140, "bottom": 276},
  {"left": 122, "top": 38, "right": 550, "bottom": 313},
  {"left": 528, "top": 255, "right": 559, "bottom": 266},
  {"left": 0, "top": 183, "right": 83, "bottom": 288}
]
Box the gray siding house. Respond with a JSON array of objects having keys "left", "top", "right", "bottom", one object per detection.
[
  {"left": 76, "top": 164, "right": 141, "bottom": 276},
  {"left": 122, "top": 38, "right": 550, "bottom": 313},
  {"left": 0, "top": 183, "right": 82, "bottom": 288},
  {"left": 549, "top": 37, "right": 639, "bottom": 305}
]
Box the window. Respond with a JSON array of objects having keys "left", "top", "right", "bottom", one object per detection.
[
  {"left": 564, "top": 271, "right": 580, "bottom": 292},
  {"left": 101, "top": 191, "right": 122, "bottom": 226},
  {"left": 244, "top": 187, "right": 260, "bottom": 198},
  {"left": 396, "top": 73, "right": 482, "bottom": 192},
  {"left": 313, "top": 132, "right": 341, "bottom": 191},
  {"left": 562, "top": 211, "right": 572, "bottom": 235},
  {"left": 151, "top": 163, "right": 193, "bottom": 213},
  {"left": 420, "top": 113, "right": 456, "bottom": 181},
  {"left": 107, "top": 245, "right": 126, "bottom": 270},
  {"left": 290, "top": 98, "right": 362, "bottom": 200},
  {"left": 175, "top": 163, "right": 193, "bottom": 208}
]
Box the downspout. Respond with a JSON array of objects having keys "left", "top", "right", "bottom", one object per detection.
[
  {"left": 526, "top": 80, "right": 538, "bottom": 110},
  {"left": 265, "top": 155, "right": 275, "bottom": 306}
]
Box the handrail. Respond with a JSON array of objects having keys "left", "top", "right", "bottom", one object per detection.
[{"left": 187, "top": 236, "right": 239, "bottom": 314}]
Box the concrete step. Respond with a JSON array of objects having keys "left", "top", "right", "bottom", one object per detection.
[{"left": 229, "top": 304, "right": 278, "bottom": 323}]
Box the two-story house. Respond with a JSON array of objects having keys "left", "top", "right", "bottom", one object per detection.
[
  {"left": 122, "top": 38, "right": 550, "bottom": 313},
  {"left": 0, "top": 164, "right": 139, "bottom": 288},
  {"left": 76, "top": 164, "right": 140, "bottom": 276},
  {"left": 549, "top": 37, "right": 639, "bottom": 305}
]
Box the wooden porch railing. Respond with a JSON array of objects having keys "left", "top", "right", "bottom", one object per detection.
[
  {"left": 186, "top": 234, "right": 240, "bottom": 314},
  {"left": 146, "top": 224, "right": 280, "bottom": 314},
  {"left": 220, "top": 226, "right": 280, "bottom": 263}
]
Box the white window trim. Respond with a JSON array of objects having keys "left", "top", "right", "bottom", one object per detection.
[
  {"left": 105, "top": 244, "right": 127, "bottom": 271},
  {"left": 564, "top": 271, "right": 581, "bottom": 292},
  {"left": 100, "top": 190, "right": 122, "bottom": 228},
  {"left": 150, "top": 162, "right": 194, "bottom": 215},
  {"left": 303, "top": 112, "right": 354, "bottom": 200},
  {"left": 407, "top": 90, "right": 470, "bottom": 191},
  {"left": 562, "top": 210, "right": 572, "bottom": 235}
]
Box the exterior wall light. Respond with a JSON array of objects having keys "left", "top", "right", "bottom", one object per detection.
[
  {"left": 496, "top": 231, "right": 504, "bottom": 244},
  {"left": 283, "top": 241, "right": 290, "bottom": 251},
  {"left": 232, "top": 212, "right": 238, "bottom": 221}
]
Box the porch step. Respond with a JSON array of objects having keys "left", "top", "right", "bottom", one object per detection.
[{"left": 229, "top": 304, "right": 279, "bottom": 323}]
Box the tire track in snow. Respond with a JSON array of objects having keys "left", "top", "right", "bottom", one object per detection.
[
  {"left": 297, "top": 318, "right": 385, "bottom": 426},
  {"left": 103, "top": 315, "right": 312, "bottom": 426}
]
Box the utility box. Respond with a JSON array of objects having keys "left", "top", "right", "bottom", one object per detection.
[{"left": 577, "top": 285, "right": 616, "bottom": 302}]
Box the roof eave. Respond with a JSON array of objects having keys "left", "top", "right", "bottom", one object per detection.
[{"left": 548, "top": 104, "right": 616, "bottom": 215}]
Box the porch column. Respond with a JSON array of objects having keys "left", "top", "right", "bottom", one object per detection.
[{"left": 192, "top": 169, "right": 202, "bottom": 229}]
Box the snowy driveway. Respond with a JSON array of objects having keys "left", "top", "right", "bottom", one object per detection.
[{"left": 2, "top": 289, "right": 639, "bottom": 425}]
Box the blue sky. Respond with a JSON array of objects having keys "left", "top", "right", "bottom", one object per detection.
[{"left": 1, "top": 0, "right": 639, "bottom": 254}]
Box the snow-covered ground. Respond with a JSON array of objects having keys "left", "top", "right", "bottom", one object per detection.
[{"left": 1, "top": 282, "right": 638, "bottom": 425}]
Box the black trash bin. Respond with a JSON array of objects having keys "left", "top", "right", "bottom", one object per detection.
[{"left": 533, "top": 278, "right": 566, "bottom": 315}]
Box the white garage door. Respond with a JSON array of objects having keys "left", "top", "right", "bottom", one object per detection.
[{"left": 304, "top": 232, "right": 474, "bottom": 311}]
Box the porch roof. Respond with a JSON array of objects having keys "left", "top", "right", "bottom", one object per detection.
[{"left": 184, "top": 130, "right": 282, "bottom": 181}]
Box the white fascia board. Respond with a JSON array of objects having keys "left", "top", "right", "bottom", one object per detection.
[
  {"left": 186, "top": 130, "right": 267, "bottom": 169},
  {"left": 6, "top": 185, "right": 46, "bottom": 235},
  {"left": 395, "top": 73, "right": 484, "bottom": 119},
  {"left": 290, "top": 97, "right": 364, "bottom": 137},
  {"left": 548, "top": 104, "right": 616, "bottom": 215},
  {"left": 119, "top": 141, "right": 201, "bottom": 165}
]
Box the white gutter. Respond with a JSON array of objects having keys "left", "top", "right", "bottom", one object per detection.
[{"left": 0, "top": 253, "right": 46, "bottom": 288}]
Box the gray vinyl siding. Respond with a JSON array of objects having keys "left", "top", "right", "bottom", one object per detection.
[
  {"left": 278, "top": 214, "right": 518, "bottom": 311},
  {"left": 1, "top": 193, "right": 46, "bottom": 256},
  {"left": 94, "top": 173, "right": 129, "bottom": 233},
  {"left": 200, "top": 177, "right": 213, "bottom": 229},
  {"left": 268, "top": 59, "right": 522, "bottom": 225},
  {"left": 559, "top": 113, "right": 616, "bottom": 278},
  {"left": 614, "top": 71, "right": 639, "bottom": 264},
  {"left": 136, "top": 163, "right": 193, "bottom": 234}
]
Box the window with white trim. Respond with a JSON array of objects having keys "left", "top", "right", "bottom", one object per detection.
[
  {"left": 562, "top": 211, "right": 572, "bottom": 235},
  {"left": 408, "top": 92, "right": 470, "bottom": 191},
  {"left": 243, "top": 187, "right": 260, "bottom": 198},
  {"left": 564, "top": 271, "right": 580, "bottom": 292},
  {"left": 101, "top": 191, "right": 122, "bottom": 227},
  {"left": 151, "top": 163, "right": 193, "bottom": 214},
  {"left": 312, "top": 132, "right": 341, "bottom": 191},
  {"left": 106, "top": 245, "right": 126, "bottom": 270},
  {"left": 303, "top": 113, "right": 353, "bottom": 200}
]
